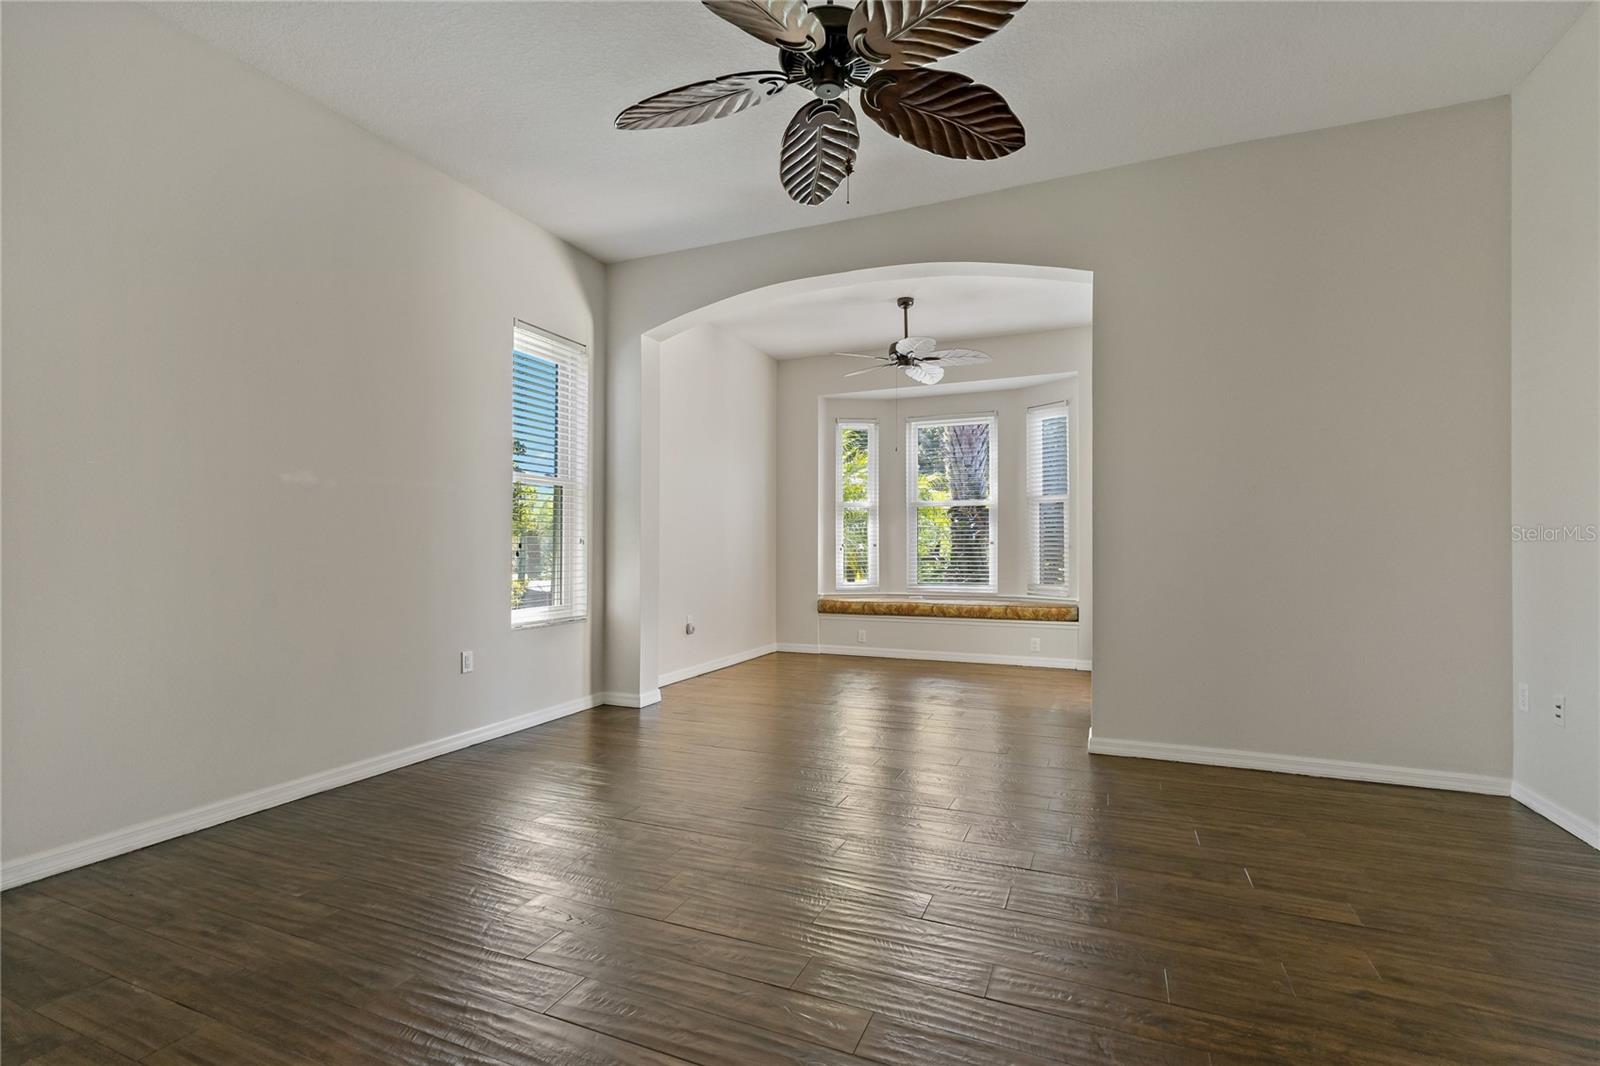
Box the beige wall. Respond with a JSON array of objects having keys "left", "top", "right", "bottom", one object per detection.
[
  {"left": 656, "top": 325, "right": 778, "bottom": 684},
  {"left": 2, "top": 4, "right": 607, "bottom": 870},
  {"left": 1511, "top": 5, "right": 1600, "bottom": 842},
  {"left": 609, "top": 99, "right": 1513, "bottom": 782}
]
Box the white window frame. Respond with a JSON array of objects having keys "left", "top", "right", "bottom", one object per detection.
[
  {"left": 1026, "top": 401, "right": 1071, "bottom": 598},
  {"left": 835, "top": 418, "right": 879, "bottom": 590},
  {"left": 906, "top": 413, "right": 999, "bottom": 594},
  {"left": 511, "top": 320, "right": 589, "bottom": 629}
]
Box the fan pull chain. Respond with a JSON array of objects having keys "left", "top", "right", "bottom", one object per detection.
[{"left": 844, "top": 84, "right": 854, "bottom": 206}]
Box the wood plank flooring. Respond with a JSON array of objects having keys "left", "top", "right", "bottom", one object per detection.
[{"left": 4, "top": 653, "right": 1597, "bottom": 1065}]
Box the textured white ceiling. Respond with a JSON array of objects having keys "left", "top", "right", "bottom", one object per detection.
[
  {"left": 150, "top": 1, "right": 1586, "bottom": 262},
  {"left": 712, "top": 272, "right": 1091, "bottom": 358}
]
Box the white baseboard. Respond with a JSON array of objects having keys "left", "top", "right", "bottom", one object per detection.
[
  {"left": 1511, "top": 781, "right": 1600, "bottom": 849},
  {"left": 0, "top": 693, "right": 602, "bottom": 890},
  {"left": 1085, "top": 733, "right": 1511, "bottom": 795},
  {"left": 596, "top": 689, "right": 662, "bottom": 708},
  {"left": 777, "top": 642, "right": 1090, "bottom": 672},
  {"left": 658, "top": 643, "right": 779, "bottom": 687}
]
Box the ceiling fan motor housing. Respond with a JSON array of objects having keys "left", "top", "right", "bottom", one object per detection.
[{"left": 782, "top": 5, "right": 871, "bottom": 100}]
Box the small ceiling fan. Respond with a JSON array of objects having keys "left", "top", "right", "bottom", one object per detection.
[
  {"left": 839, "top": 296, "right": 992, "bottom": 384},
  {"left": 614, "top": 1, "right": 1028, "bottom": 206}
]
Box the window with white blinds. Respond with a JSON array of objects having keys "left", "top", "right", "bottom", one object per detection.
[
  {"left": 1027, "top": 402, "right": 1070, "bottom": 595},
  {"left": 836, "top": 420, "right": 878, "bottom": 588},
  {"left": 512, "top": 320, "right": 588, "bottom": 627},
  {"left": 907, "top": 414, "right": 997, "bottom": 591}
]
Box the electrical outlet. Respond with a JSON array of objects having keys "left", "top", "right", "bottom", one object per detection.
[
  {"left": 685, "top": 614, "right": 696, "bottom": 636},
  {"left": 1554, "top": 694, "right": 1565, "bottom": 727},
  {"left": 460, "top": 650, "right": 474, "bottom": 675},
  {"left": 1518, "top": 682, "right": 1529, "bottom": 714},
  {"left": 856, "top": 628, "right": 867, "bottom": 644},
  {"left": 1029, "top": 637, "right": 1041, "bottom": 652}
]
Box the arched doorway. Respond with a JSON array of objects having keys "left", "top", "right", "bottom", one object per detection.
[{"left": 608, "top": 262, "right": 1094, "bottom": 723}]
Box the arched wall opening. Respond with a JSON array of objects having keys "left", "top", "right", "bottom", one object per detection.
[
  {"left": 609, "top": 261, "right": 1094, "bottom": 708},
  {"left": 601, "top": 107, "right": 1515, "bottom": 786}
]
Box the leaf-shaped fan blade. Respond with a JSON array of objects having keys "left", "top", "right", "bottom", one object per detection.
[
  {"left": 906, "top": 362, "right": 946, "bottom": 385},
  {"left": 780, "top": 99, "right": 861, "bottom": 205},
  {"left": 704, "top": 0, "right": 826, "bottom": 52},
  {"left": 923, "top": 348, "right": 991, "bottom": 365},
  {"left": 835, "top": 352, "right": 887, "bottom": 359},
  {"left": 894, "top": 336, "right": 936, "bottom": 357},
  {"left": 862, "top": 68, "right": 1024, "bottom": 160},
  {"left": 848, "top": 1, "right": 1027, "bottom": 69},
  {"left": 845, "top": 363, "right": 895, "bottom": 377},
  {"left": 616, "top": 71, "right": 787, "bottom": 130}
]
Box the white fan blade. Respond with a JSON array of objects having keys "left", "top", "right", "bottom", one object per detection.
[
  {"left": 844, "top": 363, "right": 894, "bottom": 377},
  {"left": 834, "top": 352, "right": 886, "bottom": 359},
  {"left": 905, "top": 362, "right": 945, "bottom": 385},
  {"left": 923, "top": 348, "right": 991, "bottom": 366},
  {"left": 894, "top": 336, "right": 936, "bottom": 358}
]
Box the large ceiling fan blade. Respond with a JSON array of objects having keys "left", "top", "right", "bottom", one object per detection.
[
  {"left": 862, "top": 69, "right": 1024, "bottom": 160},
  {"left": 894, "top": 336, "right": 936, "bottom": 357},
  {"left": 835, "top": 352, "right": 887, "bottom": 359},
  {"left": 848, "top": 1, "right": 1027, "bottom": 70},
  {"left": 704, "top": 0, "right": 826, "bottom": 52},
  {"left": 615, "top": 71, "right": 787, "bottom": 130},
  {"left": 923, "top": 348, "right": 991, "bottom": 366},
  {"left": 780, "top": 99, "right": 861, "bottom": 206},
  {"left": 906, "top": 362, "right": 946, "bottom": 385},
  {"left": 845, "top": 363, "right": 895, "bottom": 377}
]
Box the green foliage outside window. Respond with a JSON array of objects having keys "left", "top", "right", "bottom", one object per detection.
[
  {"left": 914, "top": 423, "right": 991, "bottom": 586},
  {"left": 839, "top": 426, "right": 872, "bottom": 584},
  {"left": 512, "top": 439, "right": 562, "bottom": 609}
]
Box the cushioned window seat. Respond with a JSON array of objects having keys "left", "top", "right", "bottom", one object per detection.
[{"left": 816, "top": 597, "right": 1078, "bottom": 623}]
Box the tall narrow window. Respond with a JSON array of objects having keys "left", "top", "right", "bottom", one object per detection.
[
  {"left": 907, "top": 414, "right": 996, "bottom": 591},
  {"left": 836, "top": 420, "right": 878, "bottom": 588},
  {"left": 512, "top": 321, "right": 588, "bottom": 627},
  {"left": 1027, "top": 402, "right": 1070, "bottom": 595}
]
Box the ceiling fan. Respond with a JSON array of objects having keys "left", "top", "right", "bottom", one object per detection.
[
  {"left": 614, "top": 1, "right": 1028, "bottom": 206},
  {"left": 839, "top": 296, "right": 992, "bottom": 384}
]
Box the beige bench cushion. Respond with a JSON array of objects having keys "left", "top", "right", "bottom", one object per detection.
[{"left": 817, "top": 597, "right": 1078, "bottom": 623}]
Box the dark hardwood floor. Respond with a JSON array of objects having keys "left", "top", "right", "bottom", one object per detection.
[{"left": 4, "top": 653, "right": 1597, "bottom": 1065}]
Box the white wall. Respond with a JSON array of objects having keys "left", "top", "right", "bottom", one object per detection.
[
  {"left": 656, "top": 325, "right": 778, "bottom": 686},
  {"left": 1, "top": 4, "right": 607, "bottom": 875},
  {"left": 609, "top": 99, "right": 1513, "bottom": 785},
  {"left": 1510, "top": 6, "right": 1600, "bottom": 844}
]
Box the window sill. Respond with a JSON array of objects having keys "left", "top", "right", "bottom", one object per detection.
[{"left": 512, "top": 612, "right": 588, "bottom": 631}]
